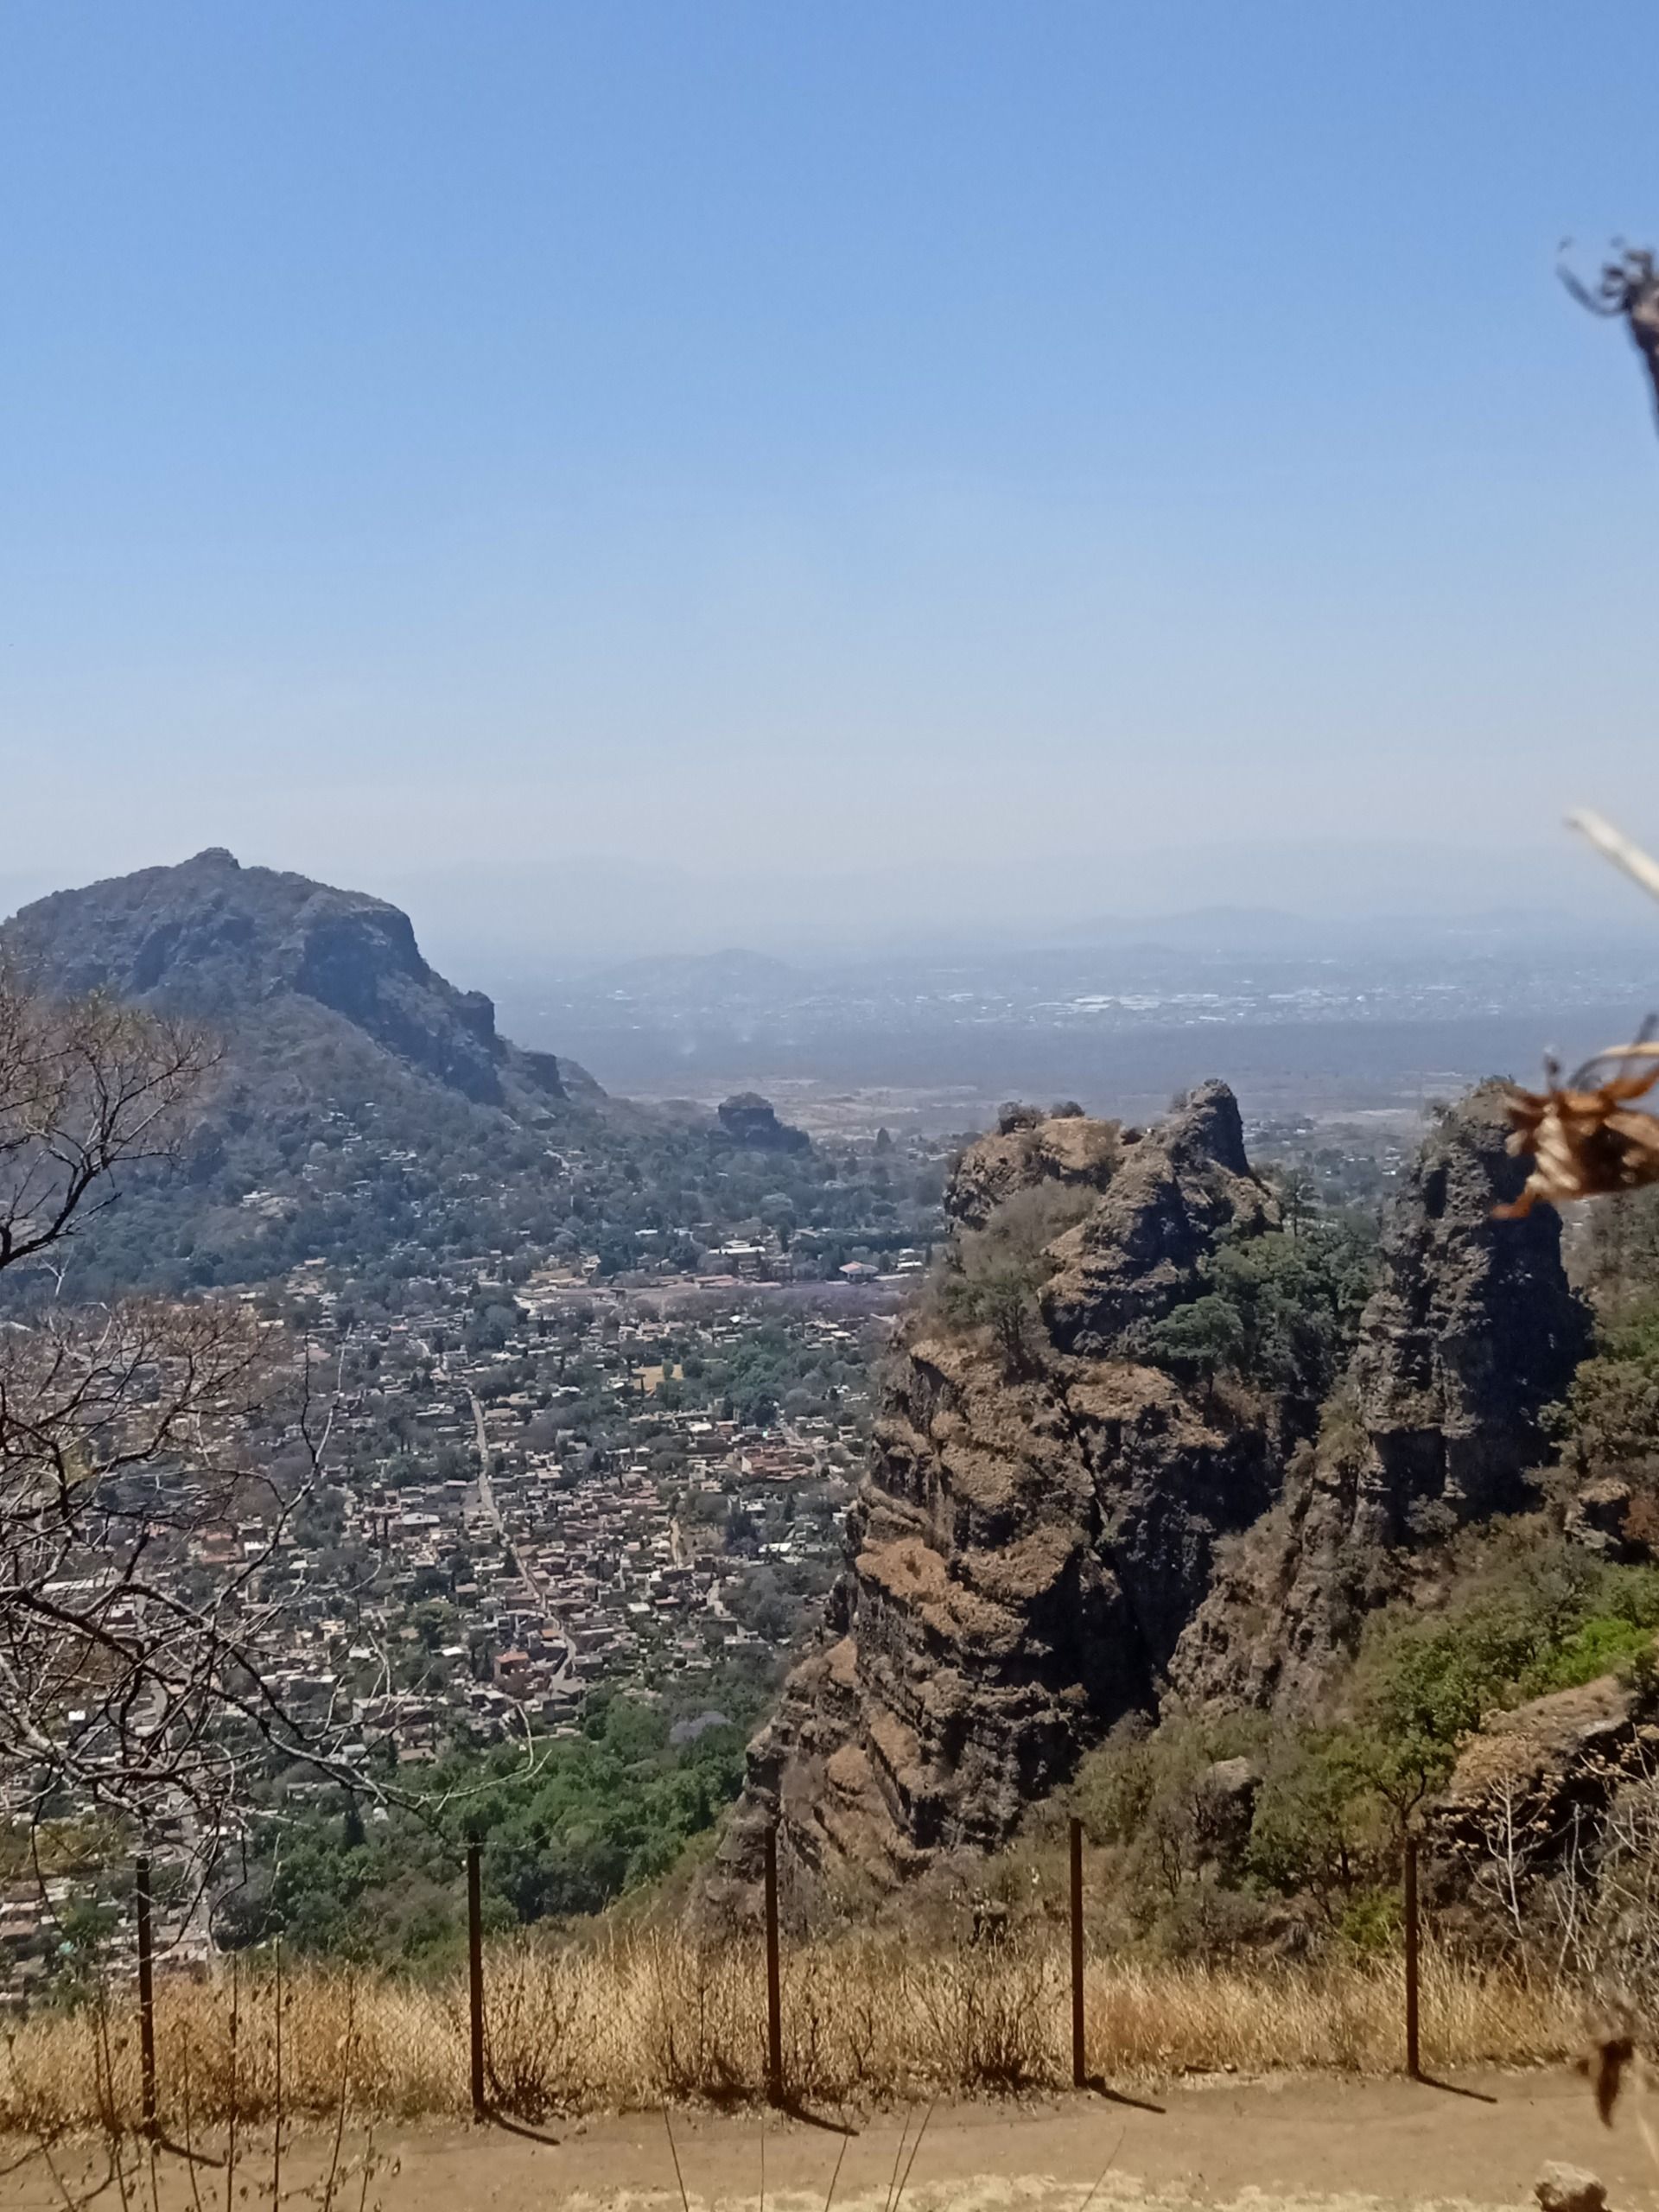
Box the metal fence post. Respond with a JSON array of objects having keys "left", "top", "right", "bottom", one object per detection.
[
  {"left": 1070, "top": 1816, "right": 1086, "bottom": 2089},
  {"left": 136, "top": 1855, "right": 156, "bottom": 2138},
  {"left": 1404, "top": 1831, "right": 1421, "bottom": 2081},
  {"left": 764, "top": 1821, "right": 783, "bottom": 2105},
  {"left": 467, "top": 1842, "right": 486, "bottom": 2120}
]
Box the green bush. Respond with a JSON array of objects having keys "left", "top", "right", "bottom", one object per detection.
[
  {"left": 1067, "top": 1527, "right": 1659, "bottom": 1961},
  {"left": 1141, "top": 1218, "right": 1376, "bottom": 1414},
  {"left": 1548, "top": 1295, "right": 1659, "bottom": 1478}
]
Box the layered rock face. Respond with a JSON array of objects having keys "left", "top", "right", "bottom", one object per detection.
[
  {"left": 718, "top": 1083, "right": 1292, "bottom": 1894},
  {"left": 718, "top": 1081, "right": 1589, "bottom": 1900},
  {"left": 1355, "top": 1085, "right": 1588, "bottom": 1522},
  {"left": 1172, "top": 1086, "right": 1589, "bottom": 1714},
  {"left": 1427, "top": 1669, "right": 1659, "bottom": 1880}
]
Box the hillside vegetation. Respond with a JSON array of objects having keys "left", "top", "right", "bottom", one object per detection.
[
  {"left": 0, "top": 851, "right": 944, "bottom": 1297},
  {"left": 1017, "top": 1184, "right": 1659, "bottom": 1974}
]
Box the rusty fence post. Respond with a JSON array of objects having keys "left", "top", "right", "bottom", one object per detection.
[
  {"left": 136, "top": 1855, "right": 157, "bottom": 2139},
  {"left": 1070, "top": 1816, "right": 1086, "bottom": 2089},
  {"left": 764, "top": 1820, "right": 783, "bottom": 2105},
  {"left": 467, "top": 1842, "right": 486, "bottom": 2120},
  {"left": 1404, "top": 1831, "right": 1421, "bottom": 2081}
]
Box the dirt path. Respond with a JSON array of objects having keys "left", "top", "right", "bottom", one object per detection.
[{"left": 5, "top": 2069, "right": 1652, "bottom": 2212}]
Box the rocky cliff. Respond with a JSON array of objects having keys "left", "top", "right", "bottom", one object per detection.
[
  {"left": 716, "top": 1083, "right": 1293, "bottom": 1895},
  {"left": 1171, "top": 1086, "right": 1589, "bottom": 1715},
  {"left": 715, "top": 1079, "right": 1588, "bottom": 1902},
  {"left": 717, "top": 1092, "right": 810, "bottom": 1152}
]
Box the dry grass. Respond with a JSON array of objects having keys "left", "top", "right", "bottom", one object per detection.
[{"left": 0, "top": 1933, "right": 1578, "bottom": 2137}]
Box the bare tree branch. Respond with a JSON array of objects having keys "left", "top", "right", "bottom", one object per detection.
[
  {"left": 0, "top": 972, "right": 385, "bottom": 1920},
  {"left": 1560, "top": 242, "right": 1659, "bottom": 433}
]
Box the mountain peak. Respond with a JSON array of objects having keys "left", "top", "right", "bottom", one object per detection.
[{"left": 2, "top": 853, "right": 570, "bottom": 1112}]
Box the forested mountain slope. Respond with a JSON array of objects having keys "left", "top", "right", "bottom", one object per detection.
[
  {"left": 4, "top": 845, "right": 587, "bottom": 1111},
  {"left": 0, "top": 851, "right": 908, "bottom": 1298}
]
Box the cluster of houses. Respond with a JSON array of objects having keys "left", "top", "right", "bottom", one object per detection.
[{"left": 0, "top": 1257, "right": 889, "bottom": 1998}]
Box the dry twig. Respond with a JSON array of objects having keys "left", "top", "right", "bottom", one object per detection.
[{"left": 1498, "top": 813, "right": 1659, "bottom": 1217}]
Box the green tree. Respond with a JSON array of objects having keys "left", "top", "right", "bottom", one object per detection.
[{"left": 1145, "top": 1294, "right": 1245, "bottom": 1409}]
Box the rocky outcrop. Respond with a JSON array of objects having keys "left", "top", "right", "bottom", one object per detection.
[
  {"left": 715, "top": 1082, "right": 1292, "bottom": 1900},
  {"left": 1427, "top": 1664, "right": 1659, "bottom": 1878},
  {"left": 1170, "top": 1086, "right": 1589, "bottom": 1715},
  {"left": 945, "top": 1107, "right": 1121, "bottom": 1230},
  {"left": 1041, "top": 1083, "right": 1274, "bottom": 1354},
  {"left": 1351, "top": 1085, "right": 1587, "bottom": 1523},
  {"left": 1190, "top": 1756, "right": 1261, "bottom": 1877},
  {"left": 1566, "top": 1476, "right": 1642, "bottom": 1560},
  {"left": 715, "top": 1078, "right": 1593, "bottom": 1908},
  {"left": 716, "top": 1092, "right": 810, "bottom": 1152}
]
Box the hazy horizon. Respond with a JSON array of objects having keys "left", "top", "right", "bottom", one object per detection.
[
  {"left": 12, "top": 833, "right": 1654, "bottom": 1133},
  {"left": 6, "top": 5, "right": 1659, "bottom": 930},
  {"left": 5, "top": 825, "right": 1658, "bottom": 979}
]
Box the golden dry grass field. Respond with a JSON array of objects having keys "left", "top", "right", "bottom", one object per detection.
[{"left": 0, "top": 1934, "right": 1583, "bottom": 2133}]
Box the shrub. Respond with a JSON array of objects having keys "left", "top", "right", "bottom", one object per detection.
[
  {"left": 1141, "top": 1219, "right": 1376, "bottom": 1417},
  {"left": 931, "top": 1182, "right": 1094, "bottom": 1372}
]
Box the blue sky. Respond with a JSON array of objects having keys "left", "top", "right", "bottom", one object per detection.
[{"left": 4, "top": 3, "right": 1659, "bottom": 957}]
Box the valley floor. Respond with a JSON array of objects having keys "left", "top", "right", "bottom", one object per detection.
[{"left": 2, "top": 2068, "right": 1646, "bottom": 2212}]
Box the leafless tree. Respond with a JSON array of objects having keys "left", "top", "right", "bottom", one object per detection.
[
  {"left": 0, "top": 971, "right": 208, "bottom": 1280},
  {"left": 1560, "top": 243, "right": 1659, "bottom": 432},
  {"left": 0, "top": 965, "right": 374, "bottom": 1898}
]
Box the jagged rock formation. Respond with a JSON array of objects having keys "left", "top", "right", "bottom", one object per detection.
[
  {"left": 1353, "top": 1085, "right": 1587, "bottom": 1521},
  {"left": 1170, "top": 1086, "right": 1589, "bottom": 1715},
  {"left": 1039, "top": 1083, "right": 1268, "bottom": 1353},
  {"left": 944, "top": 1106, "right": 1120, "bottom": 1230},
  {"left": 715, "top": 1079, "right": 1591, "bottom": 1904},
  {"left": 716, "top": 1082, "right": 1294, "bottom": 1895}
]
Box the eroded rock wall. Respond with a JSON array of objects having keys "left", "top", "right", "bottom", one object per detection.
[
  {"left": 715, "top": 1083, "right": 1286, "bottom": 1897},
  {"left": 1169, "top": 1085, "right": 1590, "bottom": 1715},
  {"left": 715, "top": 1080, "right": 1589, "bottom": 1907}
]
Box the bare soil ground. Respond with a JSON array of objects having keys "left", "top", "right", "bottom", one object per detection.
[{"left": 3, "top": 2069, "right": 1652, "bottom": 2212}]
